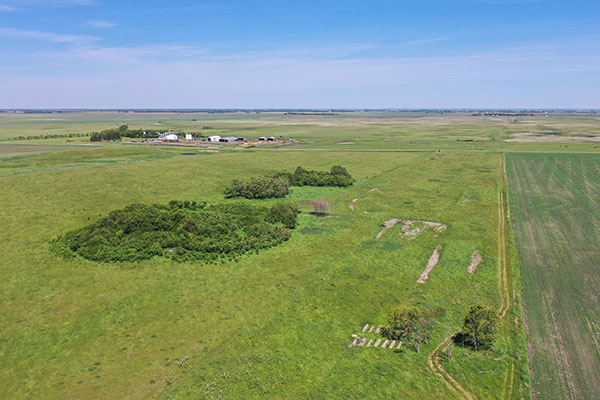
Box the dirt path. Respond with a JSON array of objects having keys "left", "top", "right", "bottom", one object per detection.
[
  {"left": 498, "top": 155, "right": 516, "bottom": 400},
  {"left": 428, "top": 337, "right": 474, "bottom": 400},
  {"left": 498, "top": 159, "right": 510, "bottom": 318}
]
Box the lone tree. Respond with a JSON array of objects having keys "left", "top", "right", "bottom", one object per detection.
[
  {"left": 382, "top": 305, "right": 432, "bottom": 353},
  {"left": 458, "top": 304, "right": 498, "bottom": 350},
  {"left": 312, "top": 200, "right": 330, "bottom": 215}
]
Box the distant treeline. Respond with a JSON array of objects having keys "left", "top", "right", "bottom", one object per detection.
[
  {"left": 10, "top": 133, "right": 90, "bottom": 141},
  {"left": 89, "top": 124, "right": 205, "bottom": 141},
  {"left": 90, "top": 125, "right": 158, "bottom": 141}
]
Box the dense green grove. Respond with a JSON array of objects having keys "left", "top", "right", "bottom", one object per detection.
[
  {"left": 224, "top": 177, "right": 290, "bottom": 199},
  {"left": 52, "top": 201, "right": 298, "bottom": 263},
  {"left": 275, "top": 165, "right": 354, "bottom": 187},
  {"left": 88, "top": 124, "right": 193, "bottom": 141}
]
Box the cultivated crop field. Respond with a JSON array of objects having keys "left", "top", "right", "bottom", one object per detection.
[
  {"left": 507, "top": 154, "right": 600, "bottom": 400},
  {"left": 0, "top": 111, "right": 598, "bottom": 399}
]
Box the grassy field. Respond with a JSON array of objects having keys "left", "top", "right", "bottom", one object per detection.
[
  {"left": 507, "top": 154, "right": 600, "bottom": 400},
  {"left": 0, "top": 143, "right": 530, "bottom": 399}
]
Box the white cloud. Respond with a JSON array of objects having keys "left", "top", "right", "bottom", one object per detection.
[
  {"left": 86, "top": 20, "right": 115, "bottom": 28},
  {"left": 0, "top": 27, "right": 99, "bottom": 43},
  {"left": 0, "top": 0, "right": 97, "bottom": 9}
]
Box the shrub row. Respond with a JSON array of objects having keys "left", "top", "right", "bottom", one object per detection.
[
  {"left": 224, "top": 177, "right": 290, "bottom": 199},
  {"left": 275, "top": 165, "right": 354, "bottom": 187},
  {"left": 224, "top": 166, "right": 354, "bottom": 200}
]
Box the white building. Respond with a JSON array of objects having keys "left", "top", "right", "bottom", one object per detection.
[
  {"left": 207, "top": 135, "right": 221, "bottom": 142},
  {"left": 185, "top": 134, "right": 193, "bottom": 141},
  {"left": 159, "top": 132, "right": 178, "bottom": 141}
]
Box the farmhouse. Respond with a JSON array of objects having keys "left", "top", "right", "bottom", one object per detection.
[
  {"left": 185, "top": 134, "right": 193, "bottom": 141},
  {"left": 207, "top": 135, "right": 221, "bottom": 142},
  {"left": 159, "top": 132, "right": 178, "bottom": 141}
]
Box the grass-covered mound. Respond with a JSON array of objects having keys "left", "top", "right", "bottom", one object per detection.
[
  {"left": 275, "top": 165, "right": 354, "bottom": 187},
  {"left": 53, "top": 201, "right": 298, "bottom": 263}
]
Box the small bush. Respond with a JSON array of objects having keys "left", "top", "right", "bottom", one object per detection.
[
  {"left": 266, "top": 203, "right": 299, "bottom": 228},
  {"left": 224, "top": 177, "right": 290, "bottom": 199},
  {"left": 274, "top": 165, "right": 354, "bottom": 187}
]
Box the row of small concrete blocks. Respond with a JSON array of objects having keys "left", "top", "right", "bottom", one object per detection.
[
  {"left": 349, "top": 335, "right": 403, "bottom": 350},
  {"left": 362, "top": 324, "right": 381, "bottom": 334}
]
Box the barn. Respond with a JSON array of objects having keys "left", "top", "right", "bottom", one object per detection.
[
  {"left": 159, "top": 132, "right": 178, "bottom": 141},
  {"left": 207, "top": 135, "right": 221, "bottom": 142},
  {"left": 219, "top": 137, "right": 239, "bottom": 143}
]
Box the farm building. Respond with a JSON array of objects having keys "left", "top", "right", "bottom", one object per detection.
[
  {"left": 185, "top": 134, "right": 193, "bottom": 141},
  {"left": 219, "top": 137, "right": 239, "bottom": 143},
  {"left": 258, "top": 136, "right": 267, "bottom": 141},
  {"left": 267, "top": 137, "right": 276, "bottom": 141},
  {"left": 159, "top": 132, "right": 178, "bottom": 141},
  {"left": 237, "top": 137, "right": 248, "bottom": 142},
  {"left": 207, "top": 135, "right": 221, "bottom": 142}
]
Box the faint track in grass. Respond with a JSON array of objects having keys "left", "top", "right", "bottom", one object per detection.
[{"left": 428, "top": 155, "right": 515, "bottom": 400}]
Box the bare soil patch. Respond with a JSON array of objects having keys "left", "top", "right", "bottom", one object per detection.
[
  {"left": 376, "top": 219, "right": 447, "bottom": 240},
  {"left": 417, "top": 246, "right": 442, "bottom": 283},
  {"left": 376, "top": 218, "right": 400, "bottom": 239},
  {"left": 467, "top": 251, "right": 483, "bottom": 273},
  {"left": 299, "top": 213, "right": 340, "bottom": 218},
  {"left": 400, "top": 220, "right": 447, "bottom": 240}
]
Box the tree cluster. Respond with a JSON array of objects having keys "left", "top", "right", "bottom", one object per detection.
[
  {"left": 382, "top": 304, "right": 498, "bottom": 354},
  {"left": 52, "top": 201, "right": 298, "bottom": 263},
  {"left": 275, "top": 166, "right": 354, "bottom": 187},
  {"left": 224, "top": 177, "right": 290, "bottom": 199},
  {"left": 89, "top": 124, "right": 163, "bottom": 141},
  {"left": 382, "top": 305, "right": 432, "bottom": 353},
  {"left": 455, "top": 305, "right": 498, "bottom": 350}
]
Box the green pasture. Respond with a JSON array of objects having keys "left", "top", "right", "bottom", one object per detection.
[{"left": 0, "top": 146, "right": 529, "bottom": 399}]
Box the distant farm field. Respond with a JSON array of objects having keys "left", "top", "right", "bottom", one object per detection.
[
  {"left": 507, "top": 154, "right": 600, "bottom": 400},
  {"left": 0, "top": 146, "right": 530, "bottom": 399}
]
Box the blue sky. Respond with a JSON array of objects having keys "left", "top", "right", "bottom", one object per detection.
[{"left": 0, "top": 0, "right": 599, "bottom": 108}]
